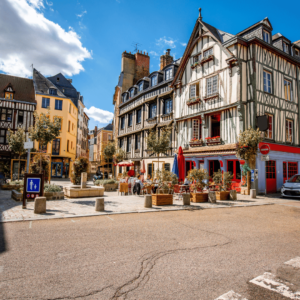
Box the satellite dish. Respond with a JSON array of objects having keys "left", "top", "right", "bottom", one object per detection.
[{"left": 256, "top": 115, "right": 268, "bottom": 131}]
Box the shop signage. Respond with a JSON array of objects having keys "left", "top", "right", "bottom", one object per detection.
[
  {"left": 261, "top": 155, "right": 270, "bottom": 161},
  {"left": 24, "top": 141, "right": 33, "bottom": 149},
  {"left": 259, "top": 144, "right": 270, "bottom": 155},
  {"left": 22, "top": 173, "right": 44, "bottom": 209}
]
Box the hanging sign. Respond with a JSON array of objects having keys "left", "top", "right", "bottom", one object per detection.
[
  {"left": 261, "top": 155, "right": 270, "bottom": 161},
  {"left": 259, "top": 144, "right": 270, "bottom": 155}
]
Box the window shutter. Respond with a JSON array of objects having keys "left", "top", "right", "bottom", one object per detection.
[{"left": 196, "top": 83, "right": 199, "bottom": 97}]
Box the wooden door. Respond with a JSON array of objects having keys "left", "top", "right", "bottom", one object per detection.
[{"left": 266, "top": 160, "right": 276, "bottom": 193}]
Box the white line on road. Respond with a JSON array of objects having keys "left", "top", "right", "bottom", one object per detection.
[
  {"left": 29, "top": 221, "right": 32, "bottom": 229},
  {"left": 106, "top": 216, "right": 114, "bottom": 221},
  {"left": 215, "top": 290, "right": 248, "bottom": 300},
  {"left": 285, "top": 257, "right": 300, "bottom": 268}
]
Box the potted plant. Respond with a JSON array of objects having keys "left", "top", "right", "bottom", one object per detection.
[
  {"left": 213, "top": 170, "right": 233, "bottom": 200},
  {"left": 187, "top": 169, "right": 209, "bottom": 202},
  {"left": 189, "top": 138, "right": 203, "bottom": 147}
]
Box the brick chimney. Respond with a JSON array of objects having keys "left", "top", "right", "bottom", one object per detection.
[
  {"left": 160, "top": 49, "right": 173, "bottom": 70},
  {"left": 134, "top": 51, "right": 150, "bottom": 84}
]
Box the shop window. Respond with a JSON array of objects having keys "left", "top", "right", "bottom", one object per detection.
[
  {"left": 265, "top": 114, "right": 273, "bottom": 139},
  {"left": 52, "top": 139, "right": 60, "bottom": 155},
  {"left": 288, "top": 162, "right": 298, "bottom": 179},
  {"left": 211, "top": 114, "right": 220, "bottom": 137},
  {"left": 186, "top": 161, "right": 194, "bottom": 176},
  {"left": 227, "top": 160, "right": 241, "bottom": 181},
  {"left": 209, "top": 160, "right": 220, "bottom": 177},
  {"left": 1, "top": 108, "right": 12, "bottom": 122},
  {"left": 18, "top": 111, "right": 24, "bottom": 124}
]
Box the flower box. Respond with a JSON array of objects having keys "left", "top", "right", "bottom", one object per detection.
[
  {"left": 187, "top": 98, "right": 201, "bottom": 106},
  {"left": 215, "top": 191, "right": 230, "bottom": 200},
  {"left": 189, "top": 140, "right": 203, "bottom": 147},
  {"left": 152, "top": 194, "right": 173, "bottom": 206},
  {"left": 200, "top": 55, "right": 214, "bottom": 65},
  {"left": 191, "top": 192, "right": 208, "bottom": 203},
  {"left": 206, "top": 137, "right": 222, "bottom": 145}
]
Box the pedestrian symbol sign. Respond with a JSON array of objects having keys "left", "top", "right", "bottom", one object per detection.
[{"left": 26, "top": 178, "right": 41, "bottom": 193}]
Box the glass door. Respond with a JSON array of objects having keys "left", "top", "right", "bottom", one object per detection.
[{"left": 51, "top": 162, "right": 63, "bottom": 178}]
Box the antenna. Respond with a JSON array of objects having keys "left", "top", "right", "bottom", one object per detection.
[
  {"left": 132, "top": 42, "right": 142, "bottom": 54},
  {"left": 30, "top": 64, "right": 34, "bottom": 70}
]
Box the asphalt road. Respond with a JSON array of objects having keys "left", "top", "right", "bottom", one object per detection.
[{"left": 1, "top": 204, "right": 300, "bottom": 300}]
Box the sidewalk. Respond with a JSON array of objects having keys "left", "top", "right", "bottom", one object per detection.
[{"left": 0, "top": 186, "right": 298, "bottom": 223}]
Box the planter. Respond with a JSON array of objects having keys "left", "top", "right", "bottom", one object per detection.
[
  {"left": 215, "top": 191, "right": 230, "bottom": 200},
  {"left": 1, "top": 184, "right": 23, "bottom": 190},
  {"left": 104, "top": 183, "right": 118, "bottom": 191},
  {"left": 189, "top": 141, "right": 203, "bottom": 148},
  {"left": 44, "top": 191, "right": 64, "bottom": 200},
  {"left": 187, "top": 98, "right": 201, "bottom": 106},
  {"left": 241, "top": 187, "right": 250, "bottom": 195},
  {"left": 200, "top": 55, "right": 214, "bottom": 65},
  {"left": 158, "top": 188, "right": 171, "bottom": 194},
  {"left": 11, "top": 190, "right": 23, "bottom": 201},
  {"left": 206, "top": 137, "right": 222, "bottom": 146},
  {"left": 191, "top": 192, "right": 208, "bottom": 203},
  {"left": 152, "top": 194, "right": 173, "bottom": 206}
]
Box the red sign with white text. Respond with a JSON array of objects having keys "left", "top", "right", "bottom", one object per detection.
[{"left": 260, "top": 144, "right": 270, "bottom": 155}]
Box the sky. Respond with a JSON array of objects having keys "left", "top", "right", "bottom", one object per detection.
[{"left": 1, "top": 0, "right": 300, "bottom": 130}]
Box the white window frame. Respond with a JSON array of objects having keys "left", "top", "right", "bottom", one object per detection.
[
  {"left": 130, "top": 89, "right": 135, "bottom": 98},
  {"left": 206, "top": 75, "right": 218, "bottom": 96},
  {"left": 286, "top": 119, "right": 293, "bottom": 143},
  {"left": 192, "top": 119, "right": 201, "bottom": 140},
  {"left": 203, "top": 47, "right": 213, "bottom": 58},
  {"left": 263, "top": 30, "right": 270, "bottom": 43},
  {"left": 284, "top": 79, "right": 293, "bottom": 101},
  {"left": 151, "top": 75, "right": 157, "bottom": 87},
  {"left": 165, "top": 68, "right": 173, "bottom": 80},
  {"left": 295, "top": 49, "right": 300, "bottom": 56},
  {"left": 263, "top": 70, "right": 272, "bottom": 93},
  {"left": 138, "top": 82, "right": 143, "bottom": 92},
  {"left": 283, "top": 42, "right": 289, "bottom": 54},
  {"left": 265, "top": 114, "right": 273, "bottom": 139},
  {"left": 190, "top": 84, "right": 197, "bottom": 98}
]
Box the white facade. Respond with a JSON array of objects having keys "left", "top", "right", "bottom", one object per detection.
[{"left": 77, "top": 99, "right": 89, "bottom": 158}]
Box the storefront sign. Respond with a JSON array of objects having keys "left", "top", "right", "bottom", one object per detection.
[
  {"left": 261, "top": 155, "right": 270, "bottom": 161},
  {"left": 259, "top": 144, "right": 270, "bottom": 155}
]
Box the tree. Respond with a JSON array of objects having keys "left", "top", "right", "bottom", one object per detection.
[
  {"left": 146, "top": 126, "right": 171, "bottom": 172},
  {"left": 29, "top": 111, "right": 61, "bottom": 172},
  {"left": 187, "top": 169, "right": 209, "bottom": 193},
  {"left": 7, "top": 128, "right": 26, "bottom": 180},
  {"left": 71, "top": 157, "right": 89, "bottom": 185}
]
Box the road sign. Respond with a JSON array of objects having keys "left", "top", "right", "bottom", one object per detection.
[
  {"left": 261, "top": 155, "right": 270, "bottom": 161},
  {"left": 24, "top": 141, "right": 33, "bottom": 149},
  {"left": 259, "top": 144, "right": 270, "bottom": 155},
  {"left": 251, "top": 170, "right": 254, "bottom": 182},
  {"left": 26, "top": 178, "right": 41, "bottom": 193}
]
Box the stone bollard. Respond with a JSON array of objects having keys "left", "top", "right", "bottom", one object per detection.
[
  {"left": 144, "top": 195, "right": 152, "bottom": 208},
  {"left": 230, "top": 190, "right": 237, "bottom": 201},
  {"left": 34, "top": 197, "right": 46, "bottom": 214},
  {"left": 95, "top": 198, "right": 104, "bottom": 211},
  {"left": 182, "top": 193, "right": 190, "bottom": 205},
  {"left": 250, "top": 189, "right": 256, "bottom": 199},
  {"left": 208, "top": 191, "right": 216, "bottom": 203}
]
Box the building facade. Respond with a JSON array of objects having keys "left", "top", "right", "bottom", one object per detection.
[
  {"left": 33, "top": 69, "right": 78, "bottom": 178},
  {"left": 88, "top": 126, "right": 98, "bottom": 175},
  {"left": 171, "top": 9, "right": 300, "bottom": 193},
  {"left": 76, "top": 97, "right": 89, "bottom": 158},
  {"left": 0, "top": 74, "right": 36, "bottom": 178}
]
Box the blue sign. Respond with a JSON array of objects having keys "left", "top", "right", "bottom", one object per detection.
[
  {"left": 251, "top": 170, "right": 254, "bottom": 182},
  {"left": 26, "top": 178, "right": 41, "bottom": 193}
]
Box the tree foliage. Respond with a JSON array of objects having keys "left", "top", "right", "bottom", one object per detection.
[
  {"left": 213, "top": 170, "right": 233, "bottom": 191},
  {"left": 31, "top": 154, "right": 50, "bottom": 177},
  {"left": 71, "top": 156, "right": 89, "bottom": 185},
  {"left": 104, "top": 141, "right": 116, "bottom": 161},
  {"left": 154, "top": 169, "right": 178, "bottom": 192},
  {"left": 187, "top": 168, "right": 209, "bottom": 192}
]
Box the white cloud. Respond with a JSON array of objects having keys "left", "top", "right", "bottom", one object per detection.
[
  {"left": 0, "top": 0, "right": 91, "bottom": 77},
  {"left": 84, "top": 107, "right": 114, "bottom": 124},
  {"left": 181, "top": 43, "right": 187, "bottom": 47},
  {"left": 149, "top": 51, "right": 159, "bottom": 57},
  {"left": 77, "top": 10, "right": 87, "bottom": 18},
  {"left": 156, "top": 37, "right": 177, "bottom": 49}
]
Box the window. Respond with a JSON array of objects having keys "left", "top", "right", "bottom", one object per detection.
[
  {"left": 56, "top": 118, "right": 62, "bottom": 130},
  {"left": 120, "top": 138, "right": 124, "bottom": 149},
  {"left": 165, "top": 68, "right": 173, "bottom": 80},
  {"left": 136, "top": 109, "right": 142, "bottom": 124},
  {"left": 42, "top": 97, "right": 50, "bottom": 108},
  {"left": 69, "top": 103, "right": 71, "bottom": 113},
  {"left": 68, "top": 121, "right": 70, "bottom": 132},
  {"left": 263, "top": 70, "right": 272, "bottom": 93},
  {"left": 67, "top": 140, "right": 70, "bottom": 152},
  {"left": 203, "top": 48, "right": 213, "bottom": 58},
  {"left": 127, "top": 136, "right": 131, "bottom": 152},
  {"left": 263, "top": 30, "right": 270, "bottom": 43},
  {"left": 72, "top": 123, "right": 74, "bottom": 130},
  {"left": 0, "top": 130, "right": 8, "bottom": 144},
  {"left": 52, "top": 139, "right": 60, "bottom": 155},
  {"left": 295, "top": 49, "right": 300, "bottom": 57},
  {"left": 130, "top": 89, "right": 135, "bottom": 98},
  {"left": 151, "top": 75, "right": 157, "bottom": 86},
  {"left": 39, "top": 143, "right": 47, "bottom": 152},
  {"left": 55, "top": 99, "right": 63, "bottom": 110},
  {"left": 192, "top": 119, "right": 201, "bottom": 139},
  {"left": 121, "top": 117, "right": 125, "bottom": 129},
  {"left": 288, "top": 162, "right": 298, "bottom": 179},
  {"left": 0, "top": 109, "right": 12, "bottom": 122},
  {"left": 165, "top": 163, "right": 170, "bottom": 172},
  {"left": 190, "top": 83, "right": 199, "bottom": 98},
  {"left": 138, "top": 82, "right": 143, "bottom": 92},
  {"left": 49, "top": 88, "right": 57, "bottom": 95},
  {"left": 71, "top": 141, "right": 73, "bottom": 149},
  {"left": 283, "top": 42, "right": 289, "bottom": 54},
  {"left": 135, "top": 134, "right": 140, "bottom": 150},
  {"left": 265, "top": 114, "right": 273, "bottom": 139},
  {"left": 164, "top": 99, "right": 172, "bottom": 115},
  {"left": 286, "top": 119, "right": 293, "bottom": 143},
  {"left": 128, "top": 113, "right": 133, "bottom": 127},
  {"left": 284, "top": 79, "right": 292, "bottom": 101},
  {"left": 108, "top": 134, "right": 111, "bottom": 140},
  {"left": 148, "top": 163, "right": 154, "bottom": 178},
  {"left": 207, "top": 75, "right": 218, "bottom": 96},
  {"left": 149, "top": 103, "right": 157, "bottom": 119},
  {"left": 122, "top": 94, "right": 127, "bottom": 103},
  {"left": 227, "top": 160, "right": 241, "bottom": 181},
  {"left": 18, "top": 111, "right": 24, "bottom": 124},
  {"left": 5, "top": 93, "right": 13, "bottom": 99}
]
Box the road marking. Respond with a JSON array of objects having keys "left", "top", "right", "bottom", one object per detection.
[
  {"left": 0, "top": 266, "right": 3, "bottom": 273},
  {"left": 249, "top": 272, "right": 300, "bottom": 299},
  {"left": 285, "top": 257, "right": 300, "bottom": 268},
  {"left": 106, "top": 216, "right": 114, "bottom": 221},
  {"left": 29, "top": 221, "right": 32, "bottom": 229},
  {"left": 215, "top": 290, "right": 247, "bottom": 300}
]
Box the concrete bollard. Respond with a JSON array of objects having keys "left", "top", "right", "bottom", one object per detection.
[
  {"left": 95, "top": 198, "right": 104, "bottom": 211},
  {"left": 250, "top": 189, "right": 256, "bottom": 199},
  {"left": 182, "top": 193, "right": 190, "bottom": 205},
  {"left": 230, "top": 190, "right": 237, "bottom": 201},
  {"left": 144, "top": 195, "right": 152, "bottom": 208},
  {"left": 34, "top": 197, "right": 46, "bottom": 214},
  {"left": 208, "top": 191, "right": 216, "bottom": 203}
]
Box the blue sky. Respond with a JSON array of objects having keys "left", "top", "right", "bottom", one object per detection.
[{"left": 1, "top": 0, "right": 300, "bottom": 130}]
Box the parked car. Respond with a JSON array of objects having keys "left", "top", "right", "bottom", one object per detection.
[{"left": 281, "top": 174, "right": 300, "bottom": 197}]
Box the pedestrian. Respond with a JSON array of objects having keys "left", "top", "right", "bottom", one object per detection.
[{"left": 133, "top": 175, "right": 143, "bottom": 195}]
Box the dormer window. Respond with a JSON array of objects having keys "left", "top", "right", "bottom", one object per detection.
[
  {"left": 5, "top": 92, "right": 13, "bottom": 100},
  {"left": 263, "top": 30, "right": 270, "bottom": 43},
  {"left": 165, "top": 68, "right": 173, "bottom": 80},
  {"left": 283, "top": 42, "right": 289, "bottom": 54},
  {"left": 49, "top": 88, "right": 57, "bottom": 95},
  {"left": 138, "top": 82, "right": 143, "bottom": 92},
  {"left": 203, "top": 48, "right": 213, "bottom": 58},
  {"left": 151, "top": 75, "right": 157, "bottom": 87},
  {"left": 295, "top": 49, "right": 299, "bottom": 57},
  {"left": 122, "top": 94, "right": 127, "bottom": 103},
  {"left": 130, "top": 89, "right": 135, "bottom": 98}
]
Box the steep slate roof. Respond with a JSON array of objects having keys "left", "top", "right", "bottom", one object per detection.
[
  {"left": 0, "top": 74, "right": 36, "bottom": 103},
  {"left": 236, "top": 17, "right": 273, "bottom": 36},
  {"left": 33, "top": 69, "right": 66, "bottom": 98},
  {"left": 103, "top": 123, "right": 113, "bottom": 131}
]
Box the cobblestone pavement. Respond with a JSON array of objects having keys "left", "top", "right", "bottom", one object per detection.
[{"left": 1, "top": 180, "right": 299, "bottom": 222}]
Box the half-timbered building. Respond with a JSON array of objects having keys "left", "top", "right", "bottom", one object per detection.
[
  {"left": 171, "top": 9, "right": 300, "bottom": 193},
  {"left": 0, "top": 74, "right": 36, "bottom": 178},
  {"left": 117, "top": 50, "right": 179, "bottom": 178}
]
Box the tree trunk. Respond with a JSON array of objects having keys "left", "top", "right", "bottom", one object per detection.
[
  {"left": 40, "top": 152, "right": 42, "bottom": 174},
  {"left": 18, "top": 154, "right": 21, "bottom": 181}
]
